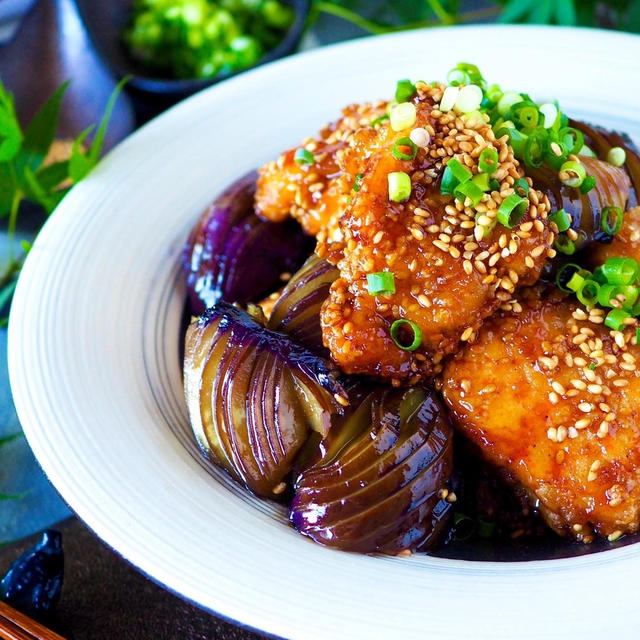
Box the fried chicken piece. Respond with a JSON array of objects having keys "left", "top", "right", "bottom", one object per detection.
[
  {"left": 320, "top": 82, "right": 556, "bottom": 383},
  {"left": 589, "top": 206, "right": 640, "bottom": 265},
  {"left": 255, "top": 101, "right": 387, "bottom": 239},
  {"left": 442, "top": 286, "right": 640, "bottom": 542}
]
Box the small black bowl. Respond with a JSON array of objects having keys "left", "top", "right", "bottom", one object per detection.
[{"left": 72, "top": 0, "right": 310, "bottom": 123}]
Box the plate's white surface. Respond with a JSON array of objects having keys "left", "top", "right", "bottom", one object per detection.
[{"left": 8, "top": 25, "right": 640, "bottom": 640}]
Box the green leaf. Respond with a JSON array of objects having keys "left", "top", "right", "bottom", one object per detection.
[
  {"left": 69, "top": 125, "right": 95, "bottom": 183},
  {"left": 21, "top": 80, "right": 70, "bottom": 172},
  {"left": 0, "top": 104, "right": 23, "bottom": 163},
  {"left": 528, "top": 0, "right": 552, "bottom": 23},
  {"left": 628, "top": 0, "right": 640, "bottom": 31},
  {"left": 554, "top": 0, "right": 577, "bottom": 24},
  {"left": 498, "top": 0, "right": 537, "bottom": 23},
  {"left": 0, "top": 164, "right": 16, "bottom": 217},
  {"left": 87, "top": 77, "right": 129, "bottom": 167},
  {"left": 35, "top": 160, "right": 69, "bottom": 191},
  {"left": 23, "top": 166, "right": 58, "bottom": 214}
]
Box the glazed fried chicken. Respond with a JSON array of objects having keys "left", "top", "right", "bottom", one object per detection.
[
  {"left": 320, "top": 83, "right": 556, "bottom": 383},
  {"left": 255, "top": 101, "right": 387, "bottom": 239},
  {"left": 442, "top": 287, "right": 640, "bottom": 542}
]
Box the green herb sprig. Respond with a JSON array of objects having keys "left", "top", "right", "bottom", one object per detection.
[{"left": 0, "top": 77, "right": 127, "bottom": 318}]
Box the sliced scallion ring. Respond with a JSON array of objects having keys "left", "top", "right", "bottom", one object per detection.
[
  {"left": 605, "top": 308, "right": 632, "bottom": 331},
  {"left": 601, "top": 206, "right": 624, "bottom": 235},
  {"left": 556, "top": 263, "right": 588, "bottom": 292},
  {"left": 391, "top": 137, "right": 418, "bottom": 161},
  {"left": 559, "top": 160, "right": 586, "bottom": 188},
  {"left": 388, "top": 171, "right": 412, "bottom": 202},
  {"left": 497, "top": 193, "right": 528, "bottom": 228},
  {"left": 390, "top": 319, "right": 422, "bottom": 351},
  {"left": 602, "top": 257, "right": 640, "bottom": 285},
  {"left": 549, "top": 209, "right": 571, "bottom": 232},
  {"left": 513, "top": 178, "right": 529, "bottom": 198},
  {"left": 576, "top": 279, "right": 600, "bottom": 307},
  {"left": 294, "top": 148, "right": 315, "bottom": 165},
  {"left": 367, "top": 272, "right": 396, "bottom": 296},
  {"left": 607, "top": 146, "right": 626, "bottom": 167},
  {"left": 454, "top": 181, "right": 484, "bottom": 207},
  {"left": 579, "top": 175, "right": 596, "bottom": 194},
  {"left": 554, "top": 234, "right": 576, "bottom": 255},
  {"left": 395, "top": 79, "right": 416, "bottom": 103},
  {"left": 478, "top": 147, "right": 499, "bottom": 174}
]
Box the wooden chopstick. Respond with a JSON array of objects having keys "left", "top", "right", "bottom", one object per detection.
[{"left": 0, "top": 602, "right": 67, "bottom": 640}]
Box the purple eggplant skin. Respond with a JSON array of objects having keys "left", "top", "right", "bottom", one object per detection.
[
  {"left": 267, "top": 255, "right": 339, "bottom": 356},
  {"left": 290, "top": 387, "right": 454, "bottom": 554},
  {"left": 183, "top": 171, "right": 314, "bottom": 315},
  {"left": 528, "top": 156, "right": 630, "bottom": 251},
  {"left": 184, "top": 301, "right": 347, "bottom": 498}
]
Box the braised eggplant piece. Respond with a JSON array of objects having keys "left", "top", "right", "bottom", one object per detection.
[
  {"left": 290, "top": 387, "right": 453, "bottom": 554},
  {"left": 528, "top": 156, "right": 630, "bottom": 250},
  {"left": 184, "top": 301, "right": 347, "bottom": 498},
  {"left": 267, "top": 255, "right": 339, "bottom": 355},
  {"left": 572, "top": 120, "right": 640, "bottom": 207},
  {"left": 183, "top": 171, "right": 314, "bottom": 315}
]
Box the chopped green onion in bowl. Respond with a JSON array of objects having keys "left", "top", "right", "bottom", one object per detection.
[{"left": 123, "top": 0, "right": 295, "bottom": 80}]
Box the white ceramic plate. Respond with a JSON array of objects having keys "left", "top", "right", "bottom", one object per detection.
[{"left": 9, "top": 25, "right": 640, "bottom": 640}]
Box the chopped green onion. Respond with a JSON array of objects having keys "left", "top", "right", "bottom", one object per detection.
[
  {"left": 471, "top": 172, "right": 491, "bottom": 192},
  {"left": 558, "top": 127, "right": 584, "bottom": 155},
  {"left": 370, "top": 114, "right": 390, "bottom": 127},
  {"left": 523, "top": 129, "right": 548, "bottom": 167},
  {"left": 580, "top": 175, "right": 596, "bottom": 194},
  {"left": 391, "top": 137, "right": 418, "bottom": 161},
  {"left": 390, "top": 102, "right": 417, "bottom": 131},
  {"left": 559, "top": 160, "right": 586, "bottom": 188},
  {"left": 454, "top": 181, "right": 484, "bottom": 206},
  {"left": 453, "top": 512, "right": 476, "bottom": 541},
  {"left": 447, "top": 68, "right": 470, "bottom": 86},
  {"left": 549, "top": 209, "right": 571, "bottom": 232},
  {"left": 538, "top": 102, "right": 558, "bottom": 129},
  {"left": 388, "top": 171, "right": 412, "bottom": 202},
  {"left": 589, "top": 362, "right": 597, "bottom": 370},
  {"left": 554, "top": 234, "right": 576, "bottom": 255},
  {"left": 576, "top": 279, "right": 600, "bottom": 307},
  {"left": 390, "top": 318, "right": 422, "bottom": 351},
  {"left": 454, "top": 85, "right": 483, "bottom": 114},
  {"left": 367, "top": 272, "right": 395, "bottom": 296},
  {"left": 485, "top": 83, "right": 502, "bottom": 103},
  {"left": 440, "top": 86, "right": 459, "bottom": 112},
  {"left": 637, "top": 327, "right": 640, "bottom": 344},
  {"left": 489, "top": 178, "right": 500, "bottom": 192},
  {"left": 353, "top": 173, "right": 363, "bottom": 192},
  {"left": 440, "top": 158, "right": 472, "bottom": 195},
  {"left": 601, "top": 206, "right": 624, "bottom": 235},
  {"left": 556, "top": 263, "right": 587, "bottom": 292},
  {"left": 607, "top": 146, "right": 626, "bottom": 167},
  {"left": 447, "top": 158, "right": 473, "bottom": 183},
  {"left": 579, "top": 144, "right": 597, "bottom": 158},
  {"left": 566, "top": 272, "right": 585, "bottom": 293},
  {"left": 478, "top": 147, "right": 499, "bottom": 174},
  {"left": 513, "top": 178, "right": 529, "bottom": 198},
  {"left": 450, "top": 62, "right": 486, "bottom": 88},
  {"left": 497, "top": 194, "right": 528, "bottom": 228},
  {"left": 395, "top": 79, "right": 416, "bottom": 103},
  {"left": 294, "top": 148, "right": 314, "bottom": 165},
  {"left": 497, "top": 91, "right": 523, "bottom": 115},
  {"left": 605, "top": 308, "right": 631, "bottom": 331},
  {"left": 477, "top": 515, "right": 496, "bottom": 539},
  {"left": 592, "top": 266, "right": 608, "bottom": 284},
  {"left": 602, "top": 257, "right": 639, "bottom": 285},
  {"left": 514, "top": 104, "right": 540, "bottom": 129}
]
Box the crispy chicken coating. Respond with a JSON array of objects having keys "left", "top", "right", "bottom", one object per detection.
[
  {"left": 442, "top": 287, "right": 640, "bottom": 542},
  {"left": 320, "top": 83, "right": 556, "bottom": 383},
  {"left": 255, "top": 102, "right": 387, "bottom": 238},
  {"left": 589, "top": 206, "right": 640, "bottom": 265}
]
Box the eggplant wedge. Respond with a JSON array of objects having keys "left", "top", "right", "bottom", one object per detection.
[
  {"left": 183, "top": 171, "right": 314, "bottom": 315},
  {"left": 290, "top": 387, "right": 453, "bottom": 554},
  {"left": 184, "top": 302, "right": 347, "bottom": 498}
]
